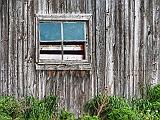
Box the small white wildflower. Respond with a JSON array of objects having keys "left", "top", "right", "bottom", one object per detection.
[{"left": 147, "top": 110, "right": 151, "bottom": 112}]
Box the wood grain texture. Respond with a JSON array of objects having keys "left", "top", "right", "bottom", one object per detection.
[{"left": 0, "top": 0, "right": 160, "bottom": 115}]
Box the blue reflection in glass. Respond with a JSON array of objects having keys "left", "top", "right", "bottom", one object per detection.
[
  {"left": 63, "top": 22, "right": 85, "bottom": 41},
  {"left": 39, "top": 22, "right": 61, "bottom": 41}
]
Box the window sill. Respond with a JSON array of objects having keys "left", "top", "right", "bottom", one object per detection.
[{"left": 35, "top": 63, "right": 91, "bottom": 70}]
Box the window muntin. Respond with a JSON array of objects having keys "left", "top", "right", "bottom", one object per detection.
[{"left": 38, "top": 21, "right": 87, "bottom": 61}]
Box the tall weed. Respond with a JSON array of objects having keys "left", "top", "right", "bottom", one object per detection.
[
  {"left": 0, "top": 96, "right": 23, "bottom": 119},
  {"left": 23, "top": 96, "right": 58, "bottom": 120}
]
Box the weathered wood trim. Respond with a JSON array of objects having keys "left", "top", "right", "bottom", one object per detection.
[
  {"left": 38, "top": 60, "right": 89, "bottom": 64},
  {"left": 35, "top": 16, "right": 39, "bottom": 63},
  {"left": 88, "top": 14, "right": 93, "bottom": 64},
  {"left": 36, "top": 63, "right": 91, "bottom": 70},
  {"left": 35, "top": 14, "right": 92, "bottom": 21}
]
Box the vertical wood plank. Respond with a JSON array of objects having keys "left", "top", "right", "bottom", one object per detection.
[
  {"left": 8, "top": 0, "right": 14, "bottom": 96},
  {"left": 129, "top": 0, "right": 135, "bottom": 97},
  {"left": 156, "top": 0, "right": 160, "bottom": 83},
  {"left": 17, "top": 0, "right": 24, "bottom": 98},
  {"left": 27, "top": 0, "right": 36, "bottom": 96},
  {"left": 0, "top": 0, "right": 9, "bottom": 95},
  {"left": 96, "top": 0, "right": 106, "bottom": 92},
  {"left": 133, "top": 0, "right": 140, "bottom": 97},
  {"left": 0, "top": 0, "right": 2, "bottom": 94},
  {"left": 105, "top": 0, "right": 114, "bottom": 95},
  {"left": 124, "top": 0, "right": 130, "bottom": 98},
  {"left": 23, "top": 1, "right": 28, "bottom": 97}
]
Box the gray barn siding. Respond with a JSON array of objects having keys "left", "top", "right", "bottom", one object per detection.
[{"left": 0, "top": 0, "right": 160, "bottom": 115}]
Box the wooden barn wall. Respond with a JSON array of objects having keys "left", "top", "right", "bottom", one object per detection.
[{"left": 0, "top": 0, "right": 160, "bottom": 115}]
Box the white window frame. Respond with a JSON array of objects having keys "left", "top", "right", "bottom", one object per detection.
[{"left": 34, "top": 14, "right": 92, "bottom": 70}]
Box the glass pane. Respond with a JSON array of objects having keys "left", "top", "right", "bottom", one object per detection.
[
  {"left": 63, "top": 22, "right": 85, "bottom": 41},
  {"left": 39, "top": 22, "right": 61, "bottom": 41}
]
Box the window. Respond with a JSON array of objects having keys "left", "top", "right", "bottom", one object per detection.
[
  {"left": 39, "top": 22, "right": 86, "bottom": 61},
  {"left": 35, "top": 14, "right": 92, "bottom": 70}
]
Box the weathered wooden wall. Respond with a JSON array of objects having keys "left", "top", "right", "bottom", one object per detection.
[{"left": 0, "top": 0, "right": 160, "bottom": 115}]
